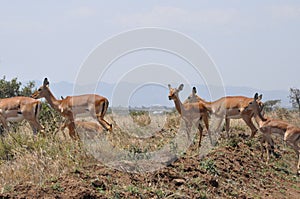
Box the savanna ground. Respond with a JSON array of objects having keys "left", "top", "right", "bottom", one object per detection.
[{"left": 0, "top": 108, "right": 300, "bottom": 198}]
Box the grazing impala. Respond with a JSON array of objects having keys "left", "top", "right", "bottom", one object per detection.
[
  {"left": 185, "top": 87, "right": 264, "bottom": 137},
  {"left": 248, "top": 96, "right": 300, "bottom": 175},
  {"left": 31, "top": 78, "right": 112, "bottom": 139},
  {"left": 0, "top": 96, "right": 44, "bottom": 135},
  {"left": 168, "top": 84, "right": 211, "bottom": 148}
]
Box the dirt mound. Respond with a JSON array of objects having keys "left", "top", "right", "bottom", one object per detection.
[{"left": 1, "top": 131, "right": 299, "bottom": 198}]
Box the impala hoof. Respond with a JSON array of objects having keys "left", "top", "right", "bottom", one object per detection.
[{"left": 107, "top": 124, "right": 113, "bottom": 132}]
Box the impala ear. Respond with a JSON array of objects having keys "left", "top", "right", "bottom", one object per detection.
[
  {"left": 178, "top": 84, "right": 184, "bottom": 91},
  {"left": 254, "top": 93, "right": 258, "bottom": 100},
  {"left": 43, "top": 78, "right": 49, "bottom": 87},
  {"left": 168, "top": 84, "right": 171, "bottom": 89},
  {"left": 192, "top": 87, "right": 197, "bottom": 94},
  {"left": 258, "top": 94, "right": 263, "bottom": 100}
]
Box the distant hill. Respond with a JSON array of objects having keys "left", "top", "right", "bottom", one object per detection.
[{"left": 32, "top": 81, "right": 291, "bottom": 108}]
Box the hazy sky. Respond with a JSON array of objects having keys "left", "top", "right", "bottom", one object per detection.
[{"left": 0, "top": 0, "right": 300, "bottom": 91}]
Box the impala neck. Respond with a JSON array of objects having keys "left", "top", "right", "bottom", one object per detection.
[
  {"left": 202, "top": 100, "right": 212, "bottom": 111},
  {"left": 195, "top": 98, "right": 212, "bottom": 113},
  {"left": 254, "top": 114, "right": 267, "bottom": 128},
  {"left": 44, "top": 88, "right": 61, "bottom": 111},
  {"left": 173, "top": 95, "right": 185, "bottom": 115}
]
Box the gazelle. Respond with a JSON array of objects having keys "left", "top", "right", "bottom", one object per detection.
[
  {"left": 248, "top": 96, "right": 300, "bottom": 175},
  {"left": 31, "top": 78, "right": 112, "bottom": 139},
  {"left": 168, "top": 84, "right": 211, "bottom": 148},
  {"left": 185, "top": 87, "right": 264, "bottom": 138},
  {"left": 0, "top": 96, "right": 44, "bottom": 135}
]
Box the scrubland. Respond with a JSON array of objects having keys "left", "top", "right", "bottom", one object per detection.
[{"left": 0, "top": 109, "right": 300, "bottom": 198}]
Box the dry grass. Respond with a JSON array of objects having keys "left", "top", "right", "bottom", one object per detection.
[
  {"left": 0, "top": 124, "right": 89, "bottom": 192},
  {"left": 0, "top": 109, "right": 299, "bottom": 197}
]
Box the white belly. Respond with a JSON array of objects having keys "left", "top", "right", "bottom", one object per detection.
[
  {"left": 71, "top": 107, "right": 93, "bottom": 118},
  {"left": 226, "top": 109, "right": 242, "bottom": 119},
  {"left": 1, "top": 110, "right": 25, "bottom": 122},
  {"left": 226, "top": 115, "right": 242, "bottom": 119}
]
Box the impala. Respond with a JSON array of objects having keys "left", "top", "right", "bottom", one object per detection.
[
  {"left": 31, "top": 78, "right": 112, "bottom": 139},
  {"left": 168, "top": 84, "right": 211, "bottom": 148},
  {"left": 185, "top": 87, "right": 264, "bottom": 138},
  {"left": 0, "top": 96, "right": 44, "bottom": 135},
  {"left": 248, "top": 97, "right": 300, "bottom": 175},
  {"left": 75, "top": 121, "right": 103, "bottom": 133}
]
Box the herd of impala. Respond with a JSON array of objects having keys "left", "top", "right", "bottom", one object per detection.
[{"left": 0, "top": 78, "right": 299, "bottom": 175}]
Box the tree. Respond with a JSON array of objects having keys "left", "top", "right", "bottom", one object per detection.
[
  {"left": 263, "top": 99, "right": 281, "bottom": 112},
  {"left": 20, "top": 81, "right": 36, "bottom": 97},
  {"left": 289, "top": 88, "right": 300, "bottom": 115},
  {"left": 0, "top": 76, "right": 35, "bottom": 98}
]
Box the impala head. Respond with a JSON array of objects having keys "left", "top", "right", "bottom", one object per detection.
[
  {"left": 31, "top": 78, "right": 50, "bottom": 99},
  {"left": 185, "top": 86, "right": 201, "bottom": 103},
  {"left": 251, "top": 93, "right": 264, "bottom": 112},
  {"left": 168, "top": 84, "right": 184, "bottom": 100},
  {"left": 246, "top": 93, "right": 267, "bottom": 121}
]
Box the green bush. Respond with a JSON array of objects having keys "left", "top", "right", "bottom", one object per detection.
[
  {"left": 39, "top": 103, "right": 63, "bottom": 136},
  {"left": 0, "top": 76, "right": 35, "bottom": 98}
]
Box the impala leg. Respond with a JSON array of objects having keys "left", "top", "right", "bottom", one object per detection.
[
  {"left": 285, "top": 135, "right": 300, "bottom": 175},
  {"left": 63, "top": 119, "right": 77, "bottom": 140},
  {"left": 241, "top": 115, "right": 257, "bottom": 137},
  {"left": 94, "top": 101, "right": 112, "bottom": 132},
  {"left": 267, "top": 138, "right": 275, "bottom": 163},
  {"left": 53, "top": 120, "right": 67, "bottom": 139},
  {"left": 184, "top": 119, "right": 192, "bottom": 143},
  {"left": 215, "top": 116, "right": 224, "bottom": 135},
  {"left": 265, "top": 134, "right": 275, "bottom": 164},
  {"left": 29, "top": 123, "right": 37, "bottom": 135},
  {"left": 262, "top": 135, "right": 270, "bottom": 165},
  {"left": 260, "top": 135, "right": 266, "bottom": 160},
  {"left": 197, "top": 121, "right": 203, "bottom": 148},
  {"left": 297, "top": 150, "right": 300, "bottom": 175},
  {"left": 0, "top": 115, "right": 9, "bottom": 132},
  {"left": 63, "top": 112, "right": 78, "bottom": 140},
  {"left": 266, "top": 144, "right": 270, "bottom": 165},
  {"left": 67, "top": 121, "right": 78, "bottom": 140},
  {"left": 268, "top": 137, "right": 281, "bottom": 158},
  {"left": 60, "top": 121, "right": 67, "bottom": 132},
  {"left": 96, "top": 115, "right": 112, "bottom": 132},
  {"left": 225, "top": 118, "right": 230, "bottom": 138},
  {"left": 203, "top": 113, "right": 213, "bottom": 145},
  {"left": 290, "top": 142, "right": 300, "bottom": 175},
  {"left": 261, "top": 134, "right": 272, "bottom": 164},
  {"left": 60, "top": 123, "right": 67, "bottom": 139},
  {"left": 29, "top": 119, "right": 45, "bottom": 137},
  {"left": 260, "top": 127, "right": 274, "bottom": 164}
]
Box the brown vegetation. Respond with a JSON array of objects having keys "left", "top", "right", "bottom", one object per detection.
[{"left": 0, "top": 110, "right": 300, "bottom": 198}]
